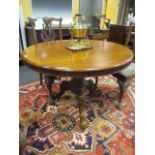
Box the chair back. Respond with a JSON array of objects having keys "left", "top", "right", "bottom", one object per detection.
[
  {"left": 28, "top": 17, "right": 38, "bottom": 44},
  {"left": 41, "top": 17, "right": 63, "bottom": 42},
  {"left": 124, "top": 26, "right": 132, "bottom": 46},
  {"left": 108, "top": 25, "right": 134, "bottom": 45},
  {"left": 108, "top": 24, "right": 127, "bottom": 44}
]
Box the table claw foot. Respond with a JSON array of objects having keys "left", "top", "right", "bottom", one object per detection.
[
  {"left": 78, "top": 96, "right": 90, "bottom": 129},
  {"left": 79, "top": 116, "right": 89, "bottom": 130},
  {"left": 78, "top": 107, "right": 89, "bottom": 130}
]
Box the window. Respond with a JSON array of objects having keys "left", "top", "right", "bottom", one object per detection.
[
  {"left": 79, "top": 0, "right": 104, "bottom": 24},
  {"left": 31, "top": 0, "right": 72, "bottom": 25}
]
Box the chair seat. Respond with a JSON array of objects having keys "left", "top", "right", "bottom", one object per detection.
[{"left": 119, "top": 62, "right": 135, "bottom": 77}]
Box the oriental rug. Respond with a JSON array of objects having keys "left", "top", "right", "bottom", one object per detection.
[{"left": 19, "top": 75, "right": 135, "bottom": 155}]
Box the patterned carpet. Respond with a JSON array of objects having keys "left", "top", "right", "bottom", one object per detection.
[{"left": 19, "top": 75, "right": 135, "bottom": 155}]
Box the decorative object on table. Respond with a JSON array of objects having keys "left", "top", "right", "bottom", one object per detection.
[
  {"left": 92, "top": 14, "right": 111, "bottom": 31},
  {"left": 67, "top": 14, "right": 92, "bottom": 51},
  {"left": 89, "top": 14, "right": 110, "bottom": 40}
]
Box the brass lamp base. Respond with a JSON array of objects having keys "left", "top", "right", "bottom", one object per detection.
[{"left": 67, "top": 39, "right": 92, "bottom": 51}]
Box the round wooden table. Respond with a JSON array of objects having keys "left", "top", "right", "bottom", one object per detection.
[{"left": 21, "top": 40, "right": 133, "bottom": 129}]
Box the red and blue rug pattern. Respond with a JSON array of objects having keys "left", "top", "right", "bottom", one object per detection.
[{"left": 19, "top": 75, "right": 135, "bottom": 155}]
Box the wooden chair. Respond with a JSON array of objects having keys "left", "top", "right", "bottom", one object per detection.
[
  {"left": 27, "top": 17, "right": 38, "bottom": 44},
  {"left": 108, "top": 24, "right": 128, "bottom": 44},
  {"left": 28, "top": 17, "right": 63, "bottom": 86},
  {"left": 40, "top": 17, "right": 63, "bottom": 85},
  {"left": 92, "top": 25, "right": 135, "bottom": 108},
  {"left": 125, "top": 26, "right": 133, "bottom": 46},
  {"left": 112, "top": 26, "right": 135, "bottom": 108},
  {"left": 28, "top": 17, "right": 43, "bottom": 86},
  {"left": 108, "top": 24, "right": 135, "bottom": 46},
  {"left": 41, "top": 16, "right": 63, "bottom": 42}
]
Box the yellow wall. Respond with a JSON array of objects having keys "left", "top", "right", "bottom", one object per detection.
[
  {"left": 20, "top": 0, "right": 79, "bottom": 22},
  {"left": 72, "top": 0, "right": 79, "bottom": 22},
  {"left": 100, "top": 0, "right": 107, "bottom": 28},
  {"left": 106, "top": 0, "right": 120, "bottom": 24},
  {"left": 19, "top": 0, "right": 120, "bottom": 25},
  {"left": 19, "top": 0, "right": 32, "bottom": 22}
]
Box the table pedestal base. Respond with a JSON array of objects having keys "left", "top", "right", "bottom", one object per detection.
[
  {"left": 70, "top": 78, "right": 89, "bottom": 129},
  {"left": 45, "top": 75, "right": 103, "bottom": 129}
]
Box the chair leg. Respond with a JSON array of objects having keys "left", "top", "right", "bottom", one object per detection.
[
  {"left": 112, "top": 73, "right": 126, "bottom": 109},
  {"left": 117, "top": 79, "right": 125, "bottom": 101},
  {"left": 40, "top": 73, "right": 43, "bottom": 86}
]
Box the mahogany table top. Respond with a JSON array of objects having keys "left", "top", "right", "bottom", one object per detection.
[{"left": 21, "top": 40, "right": 133, "bottom": 77}]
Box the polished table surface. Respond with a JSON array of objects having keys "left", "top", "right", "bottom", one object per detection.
[{"left": 21, "top": 40, "right": 133, "bottom": 77}]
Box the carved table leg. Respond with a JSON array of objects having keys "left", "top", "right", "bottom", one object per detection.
[
  {"left": 86, "top": 79, "right": 104, "bottom": 107},
  {"left": 70, "top": 78, "right": 89, "bottom": 129},
  {"left": 45, "top": 75, "right": 57, "bottom": 105},
  {"left": 39, "top": 73, "right": 43, "bottom": 86},
  {"left": 77, "top": 96, "right": 89, "bottom": 129},
  {"left": 95, "top": 76, "right": 98, "bottom": 88}
]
